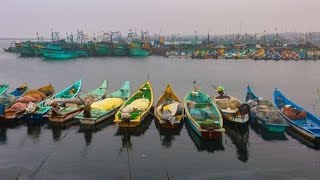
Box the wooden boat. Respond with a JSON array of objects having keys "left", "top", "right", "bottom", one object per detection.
[
  {"left": 245, "top": 86, "right": 288, "bottom": 132},
  {"left": 114, "top": 81, "right": 153, "bottom": 128},
  {"left": 47, "top": 80, "right": 108, "bottom": 123},
  {"left": 0, "top": 83, "right": 9, "bottom": 96},
  {"left": 78, "top": 81, "right": 130, "bottom": 125},
  {"left": 273, "top": 89, "right": 320, "bottom": 142},
  {"left": 213, "top": 92, "right": 249, "bottom": 124},
  {"left": 184, "top": 85, "right": 224, "bottom": 139},
  {"left": 154, "top": 84, "right": 184, "bottom": 129},
  {"left": 0, "top": 84, "right": 54, "bottom": 121},
  {"left": 25, "top": 80, "right": 82, "bottom": 120}
]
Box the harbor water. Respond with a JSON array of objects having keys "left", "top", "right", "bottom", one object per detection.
[{"left": 1, "top": 40, "right": 320, "bottom": 179}]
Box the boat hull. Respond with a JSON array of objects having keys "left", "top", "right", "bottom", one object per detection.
[
  {"left": 186, "top": 117, "right": 223, "bottom": 139},
  {"left": 221, "top": 111, "right": 249, "bottom": 123},
  {"left": 79, "top": 109, "right": 117, "bottom": 125},
  {"left": 129, "top": 48, "right": 150, "bottom": 56},
  {"left": 48, "top": 107, "right": 84, "bottom": 123}
]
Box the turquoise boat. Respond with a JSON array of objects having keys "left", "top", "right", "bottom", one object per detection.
[
  {"left": 129, "top": 41, "right": 150, "bottom": 56},
  {"left": 42, "top": 43, "right": 88, "bottom": 60},
  {"left": 95, "top": 42, "right": 113, "bottom": 56},
  {"left": 47, "top": 80, "right": 108, "bottom": 123},
  {"left": 112, "top": 42, "right": 129, "bottom": 56},
  {"left": 273, "top": 89, "right": 320, "bottom": 142},
  {"left": 25, "top": 80, "right": 82, "bottom": 120},
  {"left": 77, "top": 81, "right": 130, "bottom": 125},
  {"left": 184, "top": 85, "right": 224, "bottom": 139},
  {"left": 0, "top": 83, "right": 9, "bottom": 96},
  {"left": 245, "top": 86, "right": 288, "bottom": 133}
]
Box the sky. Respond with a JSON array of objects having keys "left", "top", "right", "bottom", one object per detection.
[{"left": 0, "top": 0, "right": 319, "bottom": 38}]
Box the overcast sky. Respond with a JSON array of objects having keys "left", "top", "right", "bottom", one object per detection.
[{"left": 0, "top": 0, "right": 319, "bottom": 37}]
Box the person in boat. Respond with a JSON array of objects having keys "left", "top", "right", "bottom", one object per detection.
[{"left": 216, "top": 86, "right": 230, "bottom": 99}]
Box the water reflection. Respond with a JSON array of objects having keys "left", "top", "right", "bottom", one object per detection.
[
  {"left": 154, "top": 120, "right": 183, "bottom": 148},
  {"left": 185, "top": 122, "right": 224, "bottom": 153},
  {"left": 286, "top": 127, "right": 320, "bottom": 150},
  {"left": 224, "top": 122, "right": 249, "bottom": 162},
  {"left": 115, "top": 114, "right": 153, "bottom": 150},
  {"left": 0, "top": 128, "right": 7, "bottom": 144},
  {"left": 27, "top": 123, "right": 42, "bottom": 139},
  {"left": 249, "top": 120, "right": 288, "bottom": 141},
  {"left": 78, "top": 120, "right": 114, "bottom": 146}
]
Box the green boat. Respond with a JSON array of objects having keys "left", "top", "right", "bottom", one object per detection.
[
  {"left": 47, "top": 80, "right": 108, "bottom": 123},
  {"left": 95, "top": 42, "right": 113, "bottom": 56},
  {"left": 114, "top": 81, "right": 153, "bottom": 128},
  {"left": 0, "top": 83, "right": 9, "bottom": 96},
  {"left": 129, "top": 41, "right": 150, "bottom": 56},
  {"left": 184, "top": 84, "right": 225, "bottom": 139},
  {"left": 25, "top": 80, "right": 82, "bottom": 120},
  {"left": 77, "top": 81, "right": 130, "bottom": 125},
  {"left": 112, "top": 42, "right": 129, "bottom": 56},
  {"left": 42, "top": 43, "right": 88, "bottom": 60}
]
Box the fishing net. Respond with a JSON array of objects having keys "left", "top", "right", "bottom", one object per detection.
[
  {"left": 199, "top": 119, "right": 221, "bottom": 130},
  {"left": 282, "top": 106, "right": 307, "bottom": 120},
  {"left": 91, "top": 98, "right": 124, "bottom": 111},
  {"left": 7, "top": 102, "right": 27, "bottom": 111},
  {"left": 36, "top": 84, "right": 55, "bottom": 96},
  {"left": 120, "top": 98, "right": 150, "bottom": 120},
  {"left": 0, "top": 95, "right": 16, "bottom": 105},
  {"left": 216, "top": 98, "right": 240, "bottom": 110},
  {"left": 249, "top": 99, "right": 287, "bottom": 124}
]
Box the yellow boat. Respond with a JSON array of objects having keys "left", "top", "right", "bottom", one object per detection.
[
  {"left": 114, "top": 81, "right": 154, "bottom": 128},
  {"left": 154, "top": 84, "right": 184, "bottom": 129}
]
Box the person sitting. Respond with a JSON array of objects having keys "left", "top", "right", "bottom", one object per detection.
[{"left": 216, "top": 86, "right": 230, "bottom": 99}]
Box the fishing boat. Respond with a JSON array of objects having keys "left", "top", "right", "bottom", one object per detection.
[
  {"left": 47, "top": 80, "right": 108, "bottom": 123},
  {"left": 0, "top": 83, "right": 28, "bottom": 108},
  {"left": 213, "top": 90, "right": 249, "bottom": 124},
  {"left": 25, "top": 80, "right": 82, "bottom": 120},
  {"left": 129, "top": 41, "right": 150, "bottom": 57},
  {"left": 114, "top": 81, "right": 153, "bottom": 128},
  {"left": 154, "top": 84, "right": 184, "bottom": 129},
  {"left": 0, "top": 84, "right": 54, "bottom": 121},
  {"left": 290, "top": 51, "right": 300, "bottom": 60},
  {"left": 245, "top": 86, "right": 288, "bottom": 132},
  {"left": 112, "top": 42, "right": 129, "bottom": 56},
  {"left": 272, "top": 52, "right": 281, "bottom": 60},
  {"left": 0, "top": 83, "right": 9, "bottom": 96},
  {"left": 78, "top": 81, "right": 130, "bottom": 125},
  {"left": 184, "top": 84, "right": 224, "bottom": 139},
  {"left": 273, "top": 89, "right": 320, "bottom": 142}
]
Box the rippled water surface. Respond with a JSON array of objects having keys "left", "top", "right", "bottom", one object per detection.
[{"left": 0, "top": 40, "right": 320, "bottom": 180}]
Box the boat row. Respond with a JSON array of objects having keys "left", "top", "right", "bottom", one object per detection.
[
  {"left": 3, "top": 31, "right": 153, "bottom": 59},
  {"left": 0, "top": 81, "right": 319, "bottom": 143},
  {"left": 165, "top": 48, "right": 320, "bottom": 60}
]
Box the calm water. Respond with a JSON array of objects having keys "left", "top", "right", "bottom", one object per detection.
[{"left": 1, "top": 40, "right": 320, "bottom": 180}]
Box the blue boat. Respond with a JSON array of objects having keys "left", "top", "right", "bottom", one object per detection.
[
  {"left": 272, "top": 52, "right": 281, "bottom": 60},
  {"left": 273, "top": 89, "right": 320, "bottom": 142},
  {"left": 245, "top": 86, "right": 288, "bottom": 132}
]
